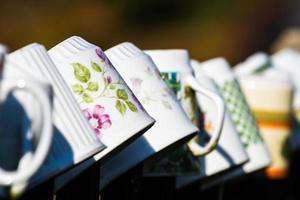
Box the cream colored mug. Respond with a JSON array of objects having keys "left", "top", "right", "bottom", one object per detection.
[{"left": 237, "top": 59, "right": 293, "bottom": 179}]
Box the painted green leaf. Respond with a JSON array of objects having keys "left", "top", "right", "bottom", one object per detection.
[
  {"left": 72, "top": 84, "right": 84, "bottom": 94},
  {"left": 91, "top": 62, "right": 102, "bottom": 72},
  {"left": 116, "top": 89, "right": 128, "bottom": 100},
  {"left": 116, "top": 100, "right": 127, "bottom": 116},
  {"left": 72, "top": 63, "right": 91, "bottom": 83},
  {"left": 87, "top": 82, "right": 99, "bottom": 92},
  {"left": 82, "top": 93, "right": 93, "bottom": 103},
  {"left": 109, "top": 85, "right": 116, "bottom": 90},
  {"left": 126, "top": 101, "right": 138, "bottom": 112}
]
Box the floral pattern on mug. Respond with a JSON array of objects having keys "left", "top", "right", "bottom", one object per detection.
[
  {"left": 83, "top": 105, "right": 112, "bottom": 138},
  {"left": 130, "top": 78, "right": 143, "bottom": 93},
  {"left": 144, "top": 71, "right": 200, "bottom": 175},
  {"left": 96, "top": 48, "right": 112, "bottom": 66},
  {"left": 70, "top": 48, "right": 140, "bottom": 134},
  {"left": 129, "top": 67, "right": 172, "bottom": 110}
]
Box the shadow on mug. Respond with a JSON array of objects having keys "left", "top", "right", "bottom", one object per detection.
[
  {"left": 198, "top": 129, "right": 236, "bottom": 175},
  {"left": 29, "top": 126, "right": 74, "bottom": 188},
  {"left": 100, "top": 136, "right": 155, "bottom": 189},
  {"left": 0, "top": 95, "right": 26, "bottom": 171},
  {"left": 198, "top": 144, "right": 236, "bottom": 178},
  {"left": 0, "top": 92, "right": 74, "bottom": 196}
]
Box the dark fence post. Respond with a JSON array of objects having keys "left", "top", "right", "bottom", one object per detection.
[
  {"left": 56, "top": 161, "right": 101, "bottom": 200},
  {"left": 101, "top": 164, "right": 143, "bottom": 200},
  {"left": 19, "top": 179, "right": 54, "bottom": 200},
  {"left": 141, "top": 176, "right": 175, "bottom": 200}
]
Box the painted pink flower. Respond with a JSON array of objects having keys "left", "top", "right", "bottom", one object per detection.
[
  {"left": 95, "top": 48, "right": 111, "bottom": 66},
  {"left": 83, "top": 105, "right": 112, "bottom": 137},
  {"left": 129, "top": 78, "right": 144, "bottom": 111},
  {"left": 130, "top": 78, "right": 143, "bottom": 93}
]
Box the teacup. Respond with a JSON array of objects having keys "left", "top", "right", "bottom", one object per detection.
[
  {"left": 0, "top": 45, "right": 53, "bottom": 196},
  {"left": 144, "top": 49, "right": 225, "bottom": 176},
  {"left": 48, "top": 36, "right": 155, "bottom": 161},
  {"left": 272, "top": 49, "right": 300, "bottom": 151},
  {"left": 272, "top": 49, "right": 300, "bottom": 122},
  {"left": 5, "top": 43, "right": 106, "bottom": 190},
  {"left": 98, "top": 42, "right": 199, "bottom": 187},
  {"left": 176, "top": 59, "right": 249, "bottom": 188},
  {"left": 198, "top": 57, "right": 271, "bottom": 188}
]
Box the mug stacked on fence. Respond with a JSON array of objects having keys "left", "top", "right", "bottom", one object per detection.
[
  {"left": 272, "top": 49, "right": 300, "bottom": 151},
  {"left": 143, "top": 49, "right": 225, "bottom": 177},
  {"left": 0, "top": 44, "right": 53, "bottom": 197},
  {"left": 4, "top": 43, "right": 107, "bottom": 192},
  {"left": 235, "top": 53, "right": 293, "bottom": 179},
  {"left": 176, "top": 59, "right": 248, "bottom": 189},
  {"left": 193, "top": 57, "right": 271, "bottom": 188}
]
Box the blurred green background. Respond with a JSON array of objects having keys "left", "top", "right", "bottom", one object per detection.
[{"left": 0, "top": 0, "right": 299, "bottom": 64}]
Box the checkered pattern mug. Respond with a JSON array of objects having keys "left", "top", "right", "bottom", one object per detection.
[
  {"left": 176, "top": 60, "right": 249, "bottom": 189},
  {"left": 200, "top": 57, "right": 271, "bottom": 181}
]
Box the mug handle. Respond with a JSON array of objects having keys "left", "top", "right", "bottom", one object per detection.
[
  {"left": 0, "top": 79, "right": 52, "bottom": 185},
  {"left": 185, "top": 75, "right": 225, "bottom": 156}
]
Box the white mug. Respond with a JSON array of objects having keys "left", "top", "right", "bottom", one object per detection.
[
  {"left": 199, "top": 57, "right": 271, "bottom": 188},
  {"left": 272, "top": 49, "right": 300, "bottom": 151},
  {"left": 0, "top": 45, "right": 53, "bottom": 195},
  {"left": 176, "top": 59, "right": 248, "bottom": 188},
  {"left": 272, "top": 49, "right": 300, "bottom": 121},
  {"left": 48, "top": 36, "right": 155, "bottom": 161},
  {"left": 98, "top": 42, "right": 198, "bottom": 188},
  {"left": 144, "top": 49, "right": 225, "bottom": 176},
  {"left": 5, "top": 43, "right": 106, "bottom": 190}
]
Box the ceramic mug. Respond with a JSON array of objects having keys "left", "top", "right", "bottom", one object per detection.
[
  {"left": 272, "top": 49, "right": 300, "bottom": 122},
  {"left": 97, "top": 42, "right": 199, "bottom": 187},
  {"left": 5, "top": 43, "right": 106, "bottom": 189},
  {"left": 48, "top": 36, "right": 155, "bottom": 161},
  {"left": 143, "top": 49, "right": 225, "bottom": 176},
  {"left": 176, "top": 59, "right": 249, "bottom": 189},
  {"left": 0, "top": 46, "right": 53, "bottom": 191},
  {"left": 198, "top": 58, "right": 271, "bottom": 187},
  {"left": 272, "top": 50, "right": 300, "bottom": 151},
  {"left": 237, "top": 59, "right": 293, "bottom": 179}
]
